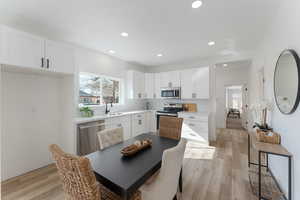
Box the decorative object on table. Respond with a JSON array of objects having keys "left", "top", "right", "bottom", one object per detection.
[
  {"left": 274, "top": 49, "right": 300, "bottom": 115},
  {"left": 256, "top": 129, "right": 281, "bottom": 144},
  {"left": 80, "top": 106, "right": 94, "bottom": 117},
  {"left": 121, "top": 139, "right": 152, "bottom": 156},
  {"left": 251, "top": 99, "right": 273, "bottom": 132}
]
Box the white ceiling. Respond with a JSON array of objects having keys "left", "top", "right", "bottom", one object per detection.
[{"left": 0, "top": 0, "right": 280, "bottom": 67}]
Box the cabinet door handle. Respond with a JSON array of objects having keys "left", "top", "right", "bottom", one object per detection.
[
  {"left": 138, "top": 120, "right": 142, "bottom": 125},
  {"left": 189, "top": 116, "right": 195, "bottom": 119},
  {"left": 189, "top": 123, "right": 195, "bottom": 127},
  {"left": 46, "top": 59, "right": 50, "bottom": 69},
  {"left": 41, "top": 58, "right": 44, "bottom": 68}
]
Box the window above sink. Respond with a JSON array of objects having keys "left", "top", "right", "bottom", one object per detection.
[{"left": 79, "top": 72, "right": 122, "bottom": 106}]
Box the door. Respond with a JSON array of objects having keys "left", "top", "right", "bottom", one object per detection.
[
  {"left": 3, "top": 27, "right": 44, "bottom": 69},
  {"left": 241, "top": 85, "right": 249, "bottom": 129},
  {"left": 45, "top": 40, "right": 75, "bottom": 74}
]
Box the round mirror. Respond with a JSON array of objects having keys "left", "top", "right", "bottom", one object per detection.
[{"left": 274, "top": 49, "right": 300, "bottom": 114}]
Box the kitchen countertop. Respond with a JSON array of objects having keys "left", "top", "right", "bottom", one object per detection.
[
  {"left": 75, "top": 110, "right": 155, "bottom": 124},
  {"left": 178, "top": 111, "right": 209, "bottom": 116}
]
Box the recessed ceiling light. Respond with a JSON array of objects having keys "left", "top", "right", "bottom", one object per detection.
[
  {"left": 109, "top": 50, "right": 115, "bottom": 54},
  {"left": 157, "top": 54, "right": 163, "bottom": 57},
  {"left": 208, "top": 41, "right": 215, "bottom": 46},
  {"left": 223, "top": 63, "right": 228, "bottom": 67},
  {"left": 192, "top": 0, "right": 203, "bottom": 8},
  {"left": 120, "top": 32, "right": 129, "bottom": 37}
]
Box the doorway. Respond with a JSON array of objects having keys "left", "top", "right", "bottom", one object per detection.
[{"left": 225, "top": 85, "right": 244, "bottom": 129}]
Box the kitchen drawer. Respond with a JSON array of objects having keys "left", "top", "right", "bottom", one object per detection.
[{"left": 133, "top": 113, "right": 145, "bottom": 120}]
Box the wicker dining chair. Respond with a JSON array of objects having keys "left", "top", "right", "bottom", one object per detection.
[
  {"left": 159, "top": 116, "right": 183, "bottom": 140},
  {"left": 49, "top": 144, "right": 141, "bottom": 200},
  {"left": 97, "top": 127, "right": 124, "bottom": 150}
]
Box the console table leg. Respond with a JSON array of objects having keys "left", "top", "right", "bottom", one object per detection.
[
  {"left": 288, "top": 156, "right": 292, "bottom": 200},
  {"left": 259, "top": 151, "right": 262, "bottom": 200},
  {"left": 248, "top": 134, "right": 250, "bottom": 168}
]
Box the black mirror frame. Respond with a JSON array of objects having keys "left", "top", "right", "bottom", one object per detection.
[{"left": 274, "top": 49, "right": 300, "bottom": 115}]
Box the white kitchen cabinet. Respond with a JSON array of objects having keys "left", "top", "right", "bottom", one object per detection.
[
  {"left": 45, "top": 40, "right": 75, "bottom": 74},
  {"left": 160, "top": 71, "right": 180, "bottom": 88},
  {"left": 132, "top": 113, "right": 146, "bottom": 137},
  {"left": 146, "top": 111, "right": 157, "bottom": 133},
  {"left": 179, "top": 112, "right": 209, "bottom": 145},
  {"left": 154, "top": 73, "right": 161, "bottom": 99},
  {"left": 144, "top": 73, "right": 155, "bottom": 99},
  {"left": 181, "top": 67, "right": 210, "bottom": 99},
  {"left": 105, "top": 115, "right": 132, "bottom": 140},
  {"left": 1, "top": 26, "right": 44, "bottom": 69},
  {"left": 0, "top": 26, "right": 75, "bottom": 74},
  {"left": 127, "top": 70, "right": 145, "bottom": 99}
]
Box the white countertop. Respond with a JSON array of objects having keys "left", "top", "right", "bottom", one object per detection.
[
  {"left": 178, "top": 111, "right": 209, "bottom": 116},
  {"left": 75, "top": 110, "right": 155, "bottom": 124}
]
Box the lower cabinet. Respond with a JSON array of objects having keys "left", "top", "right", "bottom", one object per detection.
[
  {"left": 179, "top": 113, "right": 209, "bottom": 144},
  {"left": 105, "top": 115, "right": 132, "bottom": 140},
  {"left": 146, "top": 111, "right": 157, "bottom": 133},
  {"left": 132, "top": 113, "right": 146, "bottom": 137}
]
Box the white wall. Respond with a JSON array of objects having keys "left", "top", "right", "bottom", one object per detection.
[
  {"left": 215, "top": 63, "right": 249, "bottom": 128},
  {"left": 75, "top": 48, "right": 147, "bottom": 115},
  {"left": 1, "top": 69, "right": 74, "bottom": 180},
  {"left": 248, "top": 1, "right": 300, "bottom": 198}
]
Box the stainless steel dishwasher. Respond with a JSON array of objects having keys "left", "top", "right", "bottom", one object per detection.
[{"left": 77, "top": 120, "right": 105, "bottom": 156}]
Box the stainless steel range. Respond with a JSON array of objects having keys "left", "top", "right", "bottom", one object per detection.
[{"left": 156, "top": 103, "right": 183, "bottom": 129}]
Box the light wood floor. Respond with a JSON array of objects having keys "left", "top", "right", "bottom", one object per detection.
[{"left": 1, "top": 128, "right": 256, "bottom": 200}]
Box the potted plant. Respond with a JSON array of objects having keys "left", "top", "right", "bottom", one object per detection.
[
  {"left": 80, "top": 106, "right": 94, "bottom": 117},
  {"left": 251, "top": 100, "right": 273, "bottom": 132}
]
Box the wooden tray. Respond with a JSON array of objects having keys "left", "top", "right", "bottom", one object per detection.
[{"left": 121, "top": 139, "right": 152, "bottom": 157}]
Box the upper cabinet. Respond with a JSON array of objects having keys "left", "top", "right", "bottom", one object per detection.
[
  {"left": 145, "top": 73, "right": 154, "bottom": 99},
  {"left": 181, "top": 67, "right": 210, "bottom": 99},
  {"left": 127, "top": 70, "right": 145, "bottom": 99},
  {"left": 1, "top": 26, "right": 44, "bottom": 69},
  {"left": 0, "top": 26, "right": 74, "bottom": 74},
  {"left": 160, "top": 71, "right": 180, "bottom": 88},
  {"left": 45, "top": 40, "right": 74, "bottom": 74},
  {"left": 154, "top": 73, "right": 161, "bottom": 99}
]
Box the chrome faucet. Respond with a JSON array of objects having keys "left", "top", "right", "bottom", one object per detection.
[{"left": 105, "top": 101, "right": 113, "bottom": 114}]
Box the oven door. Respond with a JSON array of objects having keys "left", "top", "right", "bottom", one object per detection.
[{"left": 156, "top": 113, "right": 178, "bottom": 130}]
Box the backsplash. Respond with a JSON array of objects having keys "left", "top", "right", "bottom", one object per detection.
[
  {"left": 77, "top": 98, "right": 210, "bottom": 117},
  {"left": 146, "top": 99, "right": 210, "bottom": 113},
  {"left": 77, "top": 99, "right": 147, "bottom": 116}
]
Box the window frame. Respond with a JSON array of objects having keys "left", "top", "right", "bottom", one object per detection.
[{"left": 79, "top": 72, "right": 123, "bottom": 108}]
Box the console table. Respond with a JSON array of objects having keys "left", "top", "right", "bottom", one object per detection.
[{"left": 247, "top": 131, "right": 292, "bottom": 200}]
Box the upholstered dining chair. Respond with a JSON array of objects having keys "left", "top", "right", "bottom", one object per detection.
[
  {"left": 97, "top": 127, "right": 124, "bottom": 150},
  {"left": 49, "top": 144, "right": 141, "bottom": 200},
  {"left": 140, "top": 138, "right": 187, "bottom": 200},
  {"left": 159, "top": 116, "right": 183, "bottom": 140}
]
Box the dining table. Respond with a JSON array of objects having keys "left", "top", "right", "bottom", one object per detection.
[{"left": 86, "top": 133, "right": 181, "bottom": 200}]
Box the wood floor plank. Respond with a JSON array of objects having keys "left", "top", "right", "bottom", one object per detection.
[{"left": 1, "top": 128, "right": 256, "bottom": 200}]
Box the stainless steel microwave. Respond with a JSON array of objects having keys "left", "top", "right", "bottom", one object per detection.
[{"left": 161, "top": 87, "right": 181, "bottom": 99}]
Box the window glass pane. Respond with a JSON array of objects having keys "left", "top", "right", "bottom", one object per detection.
[
  {"left": 79, "top": 74, "right": 101, "bottom": 105},
  {"left": 102, "top": 77, "right": 119, "bottom": 104},
  {"left": 79, "top": 73, "right": 120, "bottom": 106}
]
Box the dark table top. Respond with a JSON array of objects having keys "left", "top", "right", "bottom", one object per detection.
[{"left": 86, "top": 133, "right": 179, "bottom": 198}]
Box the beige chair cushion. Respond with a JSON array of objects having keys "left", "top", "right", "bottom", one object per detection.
[{"left": 97, "top": 127, "right": 124, "bottom": 150}]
